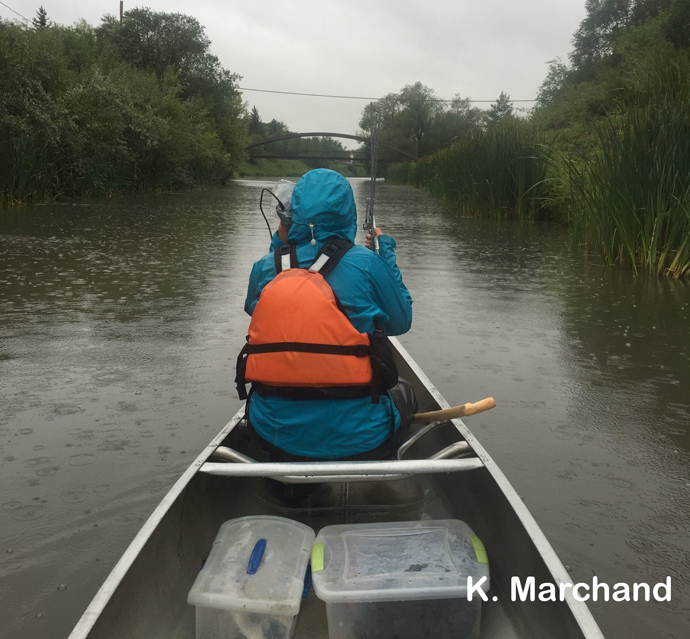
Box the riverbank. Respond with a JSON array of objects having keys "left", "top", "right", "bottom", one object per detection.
[
  {"left": 387, "top": 101, "right": 690, "bottom": 280},
  {"left": 371, "top": 5, "right": 690, "bottom": 280}
]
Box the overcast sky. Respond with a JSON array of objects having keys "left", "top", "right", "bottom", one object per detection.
[{"left": 4, "top": 1, "right": 587, "bottom": 146}]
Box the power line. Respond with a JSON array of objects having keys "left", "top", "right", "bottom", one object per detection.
[
  {"left": 238, "top": 86, "right": 538, "bottom": 103},
  {"left": 0, "top": 0, "right": 31, "bottom": 23}
]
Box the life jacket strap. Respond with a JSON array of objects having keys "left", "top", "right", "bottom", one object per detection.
[
  {"left": 235, "top": 341, "right": 372, "bottom": 401},
  {"left": 235, "top": 342, "right": 251, "bottom": 400},
  {"left": 244, "top": 342, "right": 370, "bottom": 357},
  {"left": 272, "top": 237, "right": 354, "bottom": 275},
  {"left": 309, "top": 237, "right": 354, "bottom": 276},
  {"left": 274, "top": 243, "right": 298, "bottom": 273},
  {"left": 252, "top": 383, "right": 373, "bottom": 400}
]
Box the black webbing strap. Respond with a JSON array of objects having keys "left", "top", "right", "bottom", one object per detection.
[
  {"left": 369, "top": 345, "right": 385, "bottom": 404},
  {"left": 235, "top": 342, "right": 250, "bottom": 400},
  {"left": 309, "top": 237, "right": 354, "bottom": 277},
  {"left": 272, "top": 238, "right": 352, "bottom": 276},
  {"left": 235, "top": 341, "right": 372, "bottom": 401},
  {"left": 252, "top": 383, "right": 373, "bottom": 400},
  {"left": 273, "top": 243, "right": 298, "bottom": 273},
  {"left": 244, "top": 342, "right": 370, "bottom": 357}
]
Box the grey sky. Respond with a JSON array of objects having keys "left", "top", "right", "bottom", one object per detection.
[{"left": 4, "top": 1, "right": 587, "bottom": 145}]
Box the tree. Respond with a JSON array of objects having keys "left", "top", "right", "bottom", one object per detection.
[
  {"left": 248, "top": 106, "right": 263, "bottom": 136},
  {"left": 430, "top": 94, "right": 484, "bottom": 148},
  {"left": 98, "top": 9, "right": 211, "bottom": 79},
  {"left": 360, "top": 93, "right": 403, "bottom": 133},
  {"left": 96, "top": 9, "right": 245, "bottom": 160},
  {"left": 32, "top": 6, "right": 50, "bottom": 29},
  {"left": 487, "top": 92, "right": 514, "bottom": 123},
  {"left": 397, "top": 82, "right": 443, "bottom": 156},
  {"left": 267, "top": 119, "right": 287, "bottom": 136},
  {"left": 663, "top": 0, "right": 690, "bottom": 48},
  {"left": 359, "top": 84, "right": 488, "bottom": 157},
  {"left": 536, "top": 58, "right": 571, "bottom": 107},
  {"left": 360, "top": 83, "right": 443, "bottom": 156},
  {"left": 570, "top": 0, "right": 672, "bottom": 71}
]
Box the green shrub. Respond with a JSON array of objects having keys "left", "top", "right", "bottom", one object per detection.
[{"left": 0, "top": 15, "right": 245, "bottom": 204}]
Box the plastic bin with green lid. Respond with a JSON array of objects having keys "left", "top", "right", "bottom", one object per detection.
[{"left": 311, "top": 519, "right": 489, "bottom": 639}]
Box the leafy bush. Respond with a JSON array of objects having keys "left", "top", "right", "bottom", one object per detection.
[{"left": 0, "top": 12, "right": 246, "bottom": 204}]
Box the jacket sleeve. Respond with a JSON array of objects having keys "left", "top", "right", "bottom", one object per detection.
[
  {"left": 245, "top": 239, "right": 284, "bottom": 316},
  {"left": 369, "top": 235, "right": 413, "bottom": 336},
  {"left": 244, "top": 260, "right": 265, "bottom": 316}
]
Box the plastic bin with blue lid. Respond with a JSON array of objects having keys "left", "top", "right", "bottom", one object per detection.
[
  {"left": 187, "top": 516, "right": 315, "bottom": 639},
  {"left": 311, "top": 519, "right": 490, "bottom": 639}
]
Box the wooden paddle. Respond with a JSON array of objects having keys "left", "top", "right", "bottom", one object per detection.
[{"left": 412, "top": 398, "right": 496, "bottom": 423}]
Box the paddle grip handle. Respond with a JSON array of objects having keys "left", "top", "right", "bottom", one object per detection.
[{"left": 412, "top": 398, "right": 496, "bottom": 423}]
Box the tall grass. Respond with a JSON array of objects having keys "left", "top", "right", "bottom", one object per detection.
[
  {"left": 391, "top": 118, "right": 556, "bottom": 221},
  {"left": 567, "top": 90, "right": 690, "bottom": 278}
]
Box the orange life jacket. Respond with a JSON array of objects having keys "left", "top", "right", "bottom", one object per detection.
[{"left": 236, "top": 239, "right": 390, "bottom": 403}]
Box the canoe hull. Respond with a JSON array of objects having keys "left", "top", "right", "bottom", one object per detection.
[{"left": 68, "top": 338, "right": 604, "bottom": 639}]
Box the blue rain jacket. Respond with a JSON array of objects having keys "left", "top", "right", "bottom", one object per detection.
[{"left": 244, "top": 169, "right": 413, "bottom": 458}]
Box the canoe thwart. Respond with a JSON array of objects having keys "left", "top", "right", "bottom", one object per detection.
[
  {"left": 397, "top": 420, "right": 443, "bottom": 460},
  {"left": 429, "top": 441, "right": 473, "bottom": 460},
  {"left": 199, "top": 458, "right": 484, "bottom": 478},
  {"left": 209, "top": 443, "right": 480, "bottom": 482},
  {"left": 209, "top": 446, "right": 256, "bottom": 464},
  {"left": 397, "top": 421, "right": 474, "bottom": 461}
]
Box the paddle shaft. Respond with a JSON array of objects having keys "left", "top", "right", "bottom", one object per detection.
[{"left": 412, "top": 398, "right": 496, "bottom": 423}]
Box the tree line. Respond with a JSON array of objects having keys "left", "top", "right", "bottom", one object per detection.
[
  {"left": 0, "top": 8, "right": 248, "bottom": 203},
  {"left": 0, "top": 6, "right": 369, "bottom": 202},
  {"left": 383, "top": 0, "right": 690, "bottom": 278},
  {"left": 359, "top": 83, "right": 514, "bottom": 159}
]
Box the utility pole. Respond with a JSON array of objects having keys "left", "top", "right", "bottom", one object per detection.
[{"left": 119, "top": 1, "right": 123, "bottom": 22}]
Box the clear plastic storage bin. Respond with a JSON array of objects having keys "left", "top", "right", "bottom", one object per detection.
[
  {"left": 187, "top": 516, "right": 315, "bottom": 639},
  {"left": 311, "top": 519, "right": 489, "bottom": 639}
]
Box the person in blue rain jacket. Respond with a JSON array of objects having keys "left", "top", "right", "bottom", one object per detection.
[{"left": 243, "top": 169, "right": 414, "bottom": 460}]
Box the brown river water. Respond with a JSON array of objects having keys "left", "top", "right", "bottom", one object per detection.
[{"left": 1, "top": 178, "right": 689, "bottom": 639}]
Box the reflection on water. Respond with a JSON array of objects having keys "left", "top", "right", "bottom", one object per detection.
[{"left": 1, "top": 180, "right": 689, "bottom": 639}]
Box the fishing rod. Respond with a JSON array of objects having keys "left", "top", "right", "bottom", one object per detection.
[{"left": 364, "top": 111, "right": 381, "bottom": 254}]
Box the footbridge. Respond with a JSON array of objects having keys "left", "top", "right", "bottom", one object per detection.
[{"left": 246, "top": 132, "right": 419, "bottom": 163}]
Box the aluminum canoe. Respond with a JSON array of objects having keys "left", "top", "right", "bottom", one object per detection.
[{"left": 68, "top": 337, "right": 605, "bottom": 639}]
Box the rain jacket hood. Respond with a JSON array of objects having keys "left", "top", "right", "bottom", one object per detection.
[{"left": 287, "top": 169, "right": 358, "bottom": 244}]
